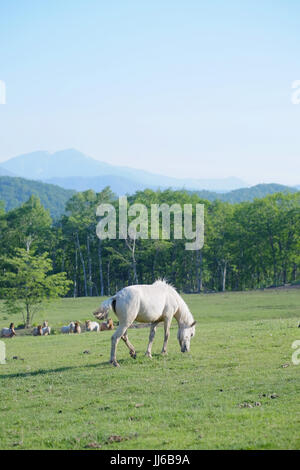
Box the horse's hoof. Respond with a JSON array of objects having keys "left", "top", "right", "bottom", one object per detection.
[
  {"left": 110, "top": 360, "right": 120, "bottom": 367},
  {"left": 130, "top": 351, "right": 137, "bottom": 359},
  {"left": 145, "top": 352, "right": 152, "bottom": 359}
]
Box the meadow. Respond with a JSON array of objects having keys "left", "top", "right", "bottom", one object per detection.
[{"left": 0, "top": 287, "right": 300, "bottom": 450}]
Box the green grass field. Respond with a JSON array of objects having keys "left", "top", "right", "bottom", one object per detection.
[{"left": 0, "top": 287, "right": 300, "bottom": 450}]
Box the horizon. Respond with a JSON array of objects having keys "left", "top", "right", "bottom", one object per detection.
[
  {"left": 1, "top": 1, "right": 300, "bottom": 185},
  {"left": 0, "top": 147, "right": 246, "bottom": 184},
  {"left": 0, "top": 147, "right": 299, "bottom": 189}
]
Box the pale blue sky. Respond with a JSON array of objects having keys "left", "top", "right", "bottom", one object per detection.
[{"left": 0, "top": 0, "right": 300, "bottom": 185}]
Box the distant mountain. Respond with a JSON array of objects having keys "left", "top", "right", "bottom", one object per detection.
[
  {"left": 1, "top": 150, "right": 113, "bottom": 180},
  {"left": 2, "top": 150, "right": 297, "bottom": 207},
  {"left": 0, "top": 149, "right": 246, "bottom": 192},
  {"left": 1, "top": 174, "right": 297, "bottom": 223},
  {"left": 191, "top": 183, "right": 298, "bottom": 203},
  {"left": 0, "top": 176, "right": 75, "bottom": 219},
  {"left": 45, "top": 175, "right": 147, "bottom": 195},
  {"left": 0, "top": 166, "right": 16, "bottom": 177}
]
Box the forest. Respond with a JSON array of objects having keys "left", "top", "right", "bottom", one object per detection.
[
  {"left": 0, "top": 187, "right": 299, "bottom": 298},
  {"left": 0, "top": 176, "right": 297, "bottom": 217},
  {"left": 0, "top": 176, "right": 75, "bottom": 218}
]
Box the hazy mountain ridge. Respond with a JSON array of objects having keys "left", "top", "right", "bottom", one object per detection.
[
  {"left": 0, "top": 166, "right": 16, "bottom": 177},
  {"left": 0, "top": 150, "right": 298, "bottom": 216},
  {"left": 1, "top": 149, "right": 246, "bottom": 192},
  {"left": 44, "top": 174, "right": 147, "bottom": 195},
  {"left": 190, "top": 183, "right": 298, "bottom": 203}
]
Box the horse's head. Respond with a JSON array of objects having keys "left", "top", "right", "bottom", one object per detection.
[{"left": 177, "top": 321, "right": 196, "bottom": 353}]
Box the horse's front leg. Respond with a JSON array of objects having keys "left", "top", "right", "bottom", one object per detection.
[
  {"left": 145, "top": 322, "right": 159, "bottom": 358},
  {"left": 121, "top": 330, "right": 136, "bottom": 359},
  {"left": 161, "top": 318, "right": 172, "bottom": 355},
  {"left": 110, "top": 324, "right": 128, "bottom": 367}
]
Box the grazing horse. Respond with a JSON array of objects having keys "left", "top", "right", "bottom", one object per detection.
[
  {"left": 1, "top": 323, "right": 16, "bottom": 338},
  {"left": 97, "top": 280, "right": 196, "bottom": 367}
]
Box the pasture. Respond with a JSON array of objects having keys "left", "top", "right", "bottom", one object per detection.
[{"left": 0, "top": 287, "right": 300, "bottom": 450}]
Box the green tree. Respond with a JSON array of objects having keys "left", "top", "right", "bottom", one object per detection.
[
  {"left": 0, "top": 248, "right": 72, "bottom": 327},
  {"left": 3, "top": 195, "right": 52, "bottom": 254}
]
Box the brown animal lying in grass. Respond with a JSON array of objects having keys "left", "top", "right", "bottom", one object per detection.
[{"left": 100, "top": 318, "right": 114, "bottom": 331}]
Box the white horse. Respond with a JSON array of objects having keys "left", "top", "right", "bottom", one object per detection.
[
  {"left": 42, "top": 325, "right": 51, "bottom": 336},
  {"left": 98, "top": 280, "right": 196, "bottom": 367},
  {"left": 61, "top": 322, "right": 75, "bottom": 334},
  {"left": 85, "top": 320, "right": 100, "bottom": 332}
]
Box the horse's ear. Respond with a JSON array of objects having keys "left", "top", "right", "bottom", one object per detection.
[{"left": 190, "top": 321, "right": 196, "bottom": 327}]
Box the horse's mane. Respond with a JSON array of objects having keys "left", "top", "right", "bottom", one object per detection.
[
  {"left": 153, "top": 278, "right": 173, "bottom": 288},
  {"left": 152, "top": 279, "right": 194, "bottom": 326}
]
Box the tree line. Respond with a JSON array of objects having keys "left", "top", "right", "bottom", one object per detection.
[
  {"left": 0, "top": 188, "right": 299, "bottom": 302},
  {"left": 0, "top": 176, "right": 75, "bottom": 219}
]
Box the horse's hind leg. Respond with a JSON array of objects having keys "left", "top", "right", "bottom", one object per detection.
[
  {"left": 110, "top": 324, "right": 128, "bottom": 367},
  {"left": 161, "top": 318, "right": 172, "bottom": 355},
  {"left": 146, "top": 322, "right": 159, "bottom": 358},
  {"left": 121, "top": 330, "right": 136, "bottom": 359}
]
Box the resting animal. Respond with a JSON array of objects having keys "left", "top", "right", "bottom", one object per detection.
[
  {"left": 42, "top": 325, "right": 51, "bottom": 335},
  {"left": 74, "top": 321, "right": 81, "bottom": 334},
  {"left": 100, "top": 318, "right": 114, "bottom": 331},
  {"left": 32, "top": 325, "right": 43, "bottom": 336},
  {"left": 61, "top": 322, "right": 75, "bottom": 334},
  {"left": 85, "top": 320, "right": 100, "bottom": 332},
  {"left": 1, "top": 323, "right": 16, "bottom": 338}
]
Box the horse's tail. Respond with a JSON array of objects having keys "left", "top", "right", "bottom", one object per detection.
[
  {"left": 101, "top": 295, "right": 117, "bottom": 313},
  {"left": 94, "top": 295, "right": 117, "bottom": 319}
]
